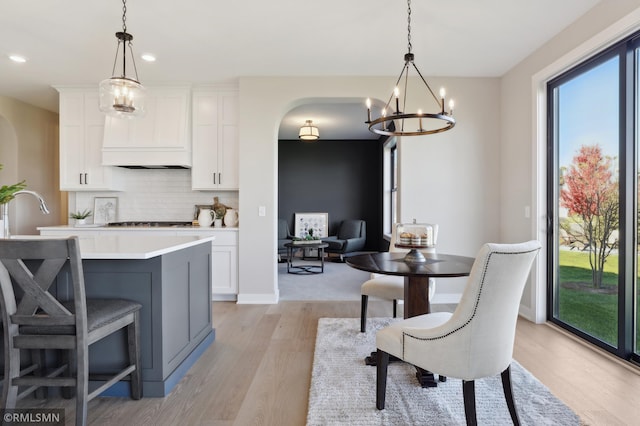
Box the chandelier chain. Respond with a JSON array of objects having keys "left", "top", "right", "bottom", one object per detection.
[
  {"left": 407, "top": 0, "right": 412, "bottom": 54},
  {"left": 122, "top": 0, "right": 127, "bottom": 33}
]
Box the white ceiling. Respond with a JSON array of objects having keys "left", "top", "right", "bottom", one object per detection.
[{"left": 0, "top": 0, "right": 600, "bottom": 140}]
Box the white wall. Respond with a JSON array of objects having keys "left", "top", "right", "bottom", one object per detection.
[
  {"left": 238, "top": 76, "right": 501, "bottom": 303},
  {"left": 0, "top": 96, "right": 62, "bottom": 235},
  {"left": 501, "top": 0, "right": 640, "bottom": 321}
]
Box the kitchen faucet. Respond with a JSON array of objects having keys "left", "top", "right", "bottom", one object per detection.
[{"left": 0, "top": 190, "right": 50, "bottom": 239}]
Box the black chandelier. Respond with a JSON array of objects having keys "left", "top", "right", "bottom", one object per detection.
[
  {"left": 99, "top": 0, "right": 146, "bottom": 118},
  {"left": 366, "top": 0, "right": 455, "bottom": 137}
]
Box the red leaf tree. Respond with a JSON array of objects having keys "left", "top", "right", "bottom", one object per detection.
[{"left": 559, "top": 144, "right": 618, "bottom": 288}]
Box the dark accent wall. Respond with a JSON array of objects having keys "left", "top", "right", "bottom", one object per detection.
[{"left": 278, "top": 139, "right": 384, "bottom": 251}]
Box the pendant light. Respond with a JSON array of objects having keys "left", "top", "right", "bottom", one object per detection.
[
  {"left": 299, "top": 120, "right": 320, "bottom": 141},
  {"left": 366, "top": 0, "right": 456, "bottom": 136},
  {"left": 99, "top": 0, "right": 146, "bottom": 118}
]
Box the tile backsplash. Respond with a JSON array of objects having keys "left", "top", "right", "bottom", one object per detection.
[{"left": 70, "top": 168, "right": 238, "bottom": 224}]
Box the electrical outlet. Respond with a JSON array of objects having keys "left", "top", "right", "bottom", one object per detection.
[{"left": 258, "top": 206, "right": 266, "bottom": 217}]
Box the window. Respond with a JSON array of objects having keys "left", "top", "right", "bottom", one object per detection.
[
  {"left": 383, "top": 138, "right": 397, "bottom": 237},
  {"left": 547, "top": 32, "right": 640, "bottom": 362}
]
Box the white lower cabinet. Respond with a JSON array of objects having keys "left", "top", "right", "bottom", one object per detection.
[
  {"left": 211, "top": 245, "right": 238, "bottom": 298},
  {"left": 38, "top": 227, "right": 238, "bottom": 301},
  {"left": 180, "top": 229, "right": 238, "bottom": 300}
]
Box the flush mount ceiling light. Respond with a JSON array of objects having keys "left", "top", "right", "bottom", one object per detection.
[
  {"left": 8, "top": 55, "right": 27, "bottom": 63},
  {"left": 299, "top": 120, "right": 320, "bottom": 141},
  {"left": 99, "top": 0, "right": 146, "bottom": 118},
  {"left": 140, "top": 53, "right": 156, "bottom": 62},
  {"left": 366, "top": 0, "right": 456, "bottom": 137}
]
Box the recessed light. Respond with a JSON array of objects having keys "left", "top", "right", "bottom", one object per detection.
[
  {"left": 8, "top": 55, "right": 27, "bottom": 63},
  {"left": 141, "top": 53, "right": 156, "bottom": 62}
]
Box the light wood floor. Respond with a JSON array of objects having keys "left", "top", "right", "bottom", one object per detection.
[{"left": 17, "top": 300, "right": 640, "bottom": 425}]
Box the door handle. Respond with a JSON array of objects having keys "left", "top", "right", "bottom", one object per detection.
[
  {"left": 84, "top": 173, "right": 88, "bottom": 185},
  {"left": 218, "top": 173, "right": 221, "bottom": 185},
  {"left": 213, "top": 173, "right": 216, "bottom": 184}
]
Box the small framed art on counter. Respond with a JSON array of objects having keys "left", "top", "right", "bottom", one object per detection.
[{"left": 94, "top": 197, "right": 118, "bottom": 224}]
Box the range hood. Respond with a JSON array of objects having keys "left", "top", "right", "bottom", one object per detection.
[
  {"left": 101, "top": 85, "right": 192, "bottom": 169},
  {"left": 118, "top": 165, "right": 190, "bottom": 170},
  {"left": 101, "top": 143, "right": 192, "bottom": 169}
]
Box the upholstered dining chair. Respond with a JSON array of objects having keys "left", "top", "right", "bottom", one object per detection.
[
  {"left": 375, "top": 240, "right": 541, "bottom": 425},
  {"left": 360, "top": 224, "right": 439, "bottom": 332},
  {"left": 0, "top": 237, "right": 142, "bottom": 426}
]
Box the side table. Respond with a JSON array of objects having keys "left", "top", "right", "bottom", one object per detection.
[{"left": 285, "top": 242, "right": 329, "bottom": 274}]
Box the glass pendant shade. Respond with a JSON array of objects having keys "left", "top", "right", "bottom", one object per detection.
[
  {"left": 299, "top": 120, "right": 319, "bottom": 141},
  {"left": 99, "top": 77, "right": 146, "bottom": 118},
  {"left": 99, "top": 0, "right": 145, "bottom": 119}
]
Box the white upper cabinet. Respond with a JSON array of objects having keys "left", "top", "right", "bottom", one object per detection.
[
  {"left": 102, "top": 86, "right": 192, "bottom": 167},
  {"left": 57, "top": 89, "right": 122, "bottom": 191},
  {"left": 191, "top": 88, "right": 239, "bottom": 190}
]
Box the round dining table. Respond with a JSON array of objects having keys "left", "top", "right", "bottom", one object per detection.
[
  {"left": 346, "top": 251, "right": 475, "bottom": 318},
  {"left": 346, "top": 251, "right": 475, "bottom": 387}
]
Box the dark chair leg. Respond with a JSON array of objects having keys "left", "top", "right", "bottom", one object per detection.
[
  {"left": 376, "top": 350, "right": 389, "bottom": 410},
  {"left": 76, "top": 342, "right": 89, "bottom": 426},
  {"left": 501, "top": 365, "right": 520, "bottom": 426},
  {"left": 360, "top": 295, "right": 368, "bottom": 333},
  {"left": 61, "top": 349, "right": 75, "bottom": 399},
  {"left": 32, "top": 349, "right": 48, "bottom": 399},
  {"left": 462, "top": 380, "right": 477, "bottom": 426},
  {"left": 128, "top": 311, "right": 143, "bottom": 400},
  {"left": 392, "top": 299, "right": 397, "bottom": 318}
]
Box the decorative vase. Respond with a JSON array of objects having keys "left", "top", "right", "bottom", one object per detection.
[
  {"left": 214, "top": 218, "right": 223, "bottom": 228},
  {"left": 197, "top": 208, "right": 213, "bottom": 227},
  {"left": 223, "top": 208, "right": 238, "bottom": 227},
  {"left": 76, "top": 219, "right": 86, "bottom": 226}
]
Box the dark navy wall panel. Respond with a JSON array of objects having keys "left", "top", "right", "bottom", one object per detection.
[{"left": 278, "top": 139, "right": 383, "bottom": 251}]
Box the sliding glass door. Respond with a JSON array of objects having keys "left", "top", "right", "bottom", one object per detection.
[{"left": 548, "top": 34, "right": 639, "bottom": 362}]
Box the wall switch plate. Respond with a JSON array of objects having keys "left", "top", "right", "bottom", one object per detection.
[{"left": 258, "top": 206, "right": 266, "bottom": 217}]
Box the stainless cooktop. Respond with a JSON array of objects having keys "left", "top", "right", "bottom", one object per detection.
[{"left": 106, "top": 221, "right": 193, "bottom": 227}]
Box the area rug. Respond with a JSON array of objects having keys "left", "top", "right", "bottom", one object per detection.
[{"left": 307, "top": 317, "right": 581, "bottom": 426}]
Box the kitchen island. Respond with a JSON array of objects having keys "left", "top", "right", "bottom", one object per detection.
[
  {"left": 39, "top": 225, "right": 239, "bottom": 300},
  {"left": 45, "top": 235, "right": 215, "bottom": 397}
]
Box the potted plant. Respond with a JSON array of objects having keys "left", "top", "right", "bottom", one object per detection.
[
  {"left": 0, "top": 164, "right": 27, "bottom": 205},
  {"left": 213, "top": 205, "right": 226, "bottom": 227},
  {"left": 70, "top": 209, "right": 92, "bottom": 225}
]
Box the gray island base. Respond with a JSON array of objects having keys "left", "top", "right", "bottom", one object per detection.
[{"left": 51, "top": 236, "right": 215, "bottom": 397}]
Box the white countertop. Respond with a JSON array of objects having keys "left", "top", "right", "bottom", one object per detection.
[
  {"left": 37, "top": 225, "right": 238, "bottom": 232},
  {"left": 11, "top": 235, "right": 215, "bottom": 260}
]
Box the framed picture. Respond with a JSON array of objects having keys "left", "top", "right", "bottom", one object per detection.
[
  {"left": 93, "top": 197, "right": 118, "bottom": 224},
  {"left": 294, "top": 212, "right": 328, "bottom": 238}
]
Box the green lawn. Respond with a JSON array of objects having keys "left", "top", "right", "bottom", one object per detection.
[{"left": 557, "top": 249, "right": 639, "bottom": 348}]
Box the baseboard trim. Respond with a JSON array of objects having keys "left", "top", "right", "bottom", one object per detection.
[
  {"left": 211, "top": 293, "right": 237, "bottom": 301},
  {"left": 237, "top": 293, "right": 278, "bottom": 304}
]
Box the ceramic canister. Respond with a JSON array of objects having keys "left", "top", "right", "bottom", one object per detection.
[
  {"left": 223, "top": 208, "right": 239, "bottom": 227},
  {"left": 198, "top": 208, "right": 213, "bottom": 227}
]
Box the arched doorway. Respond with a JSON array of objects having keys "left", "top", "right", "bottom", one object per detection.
[{"left": 276, "top": 99, "right": 384, "bottom": 300}]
